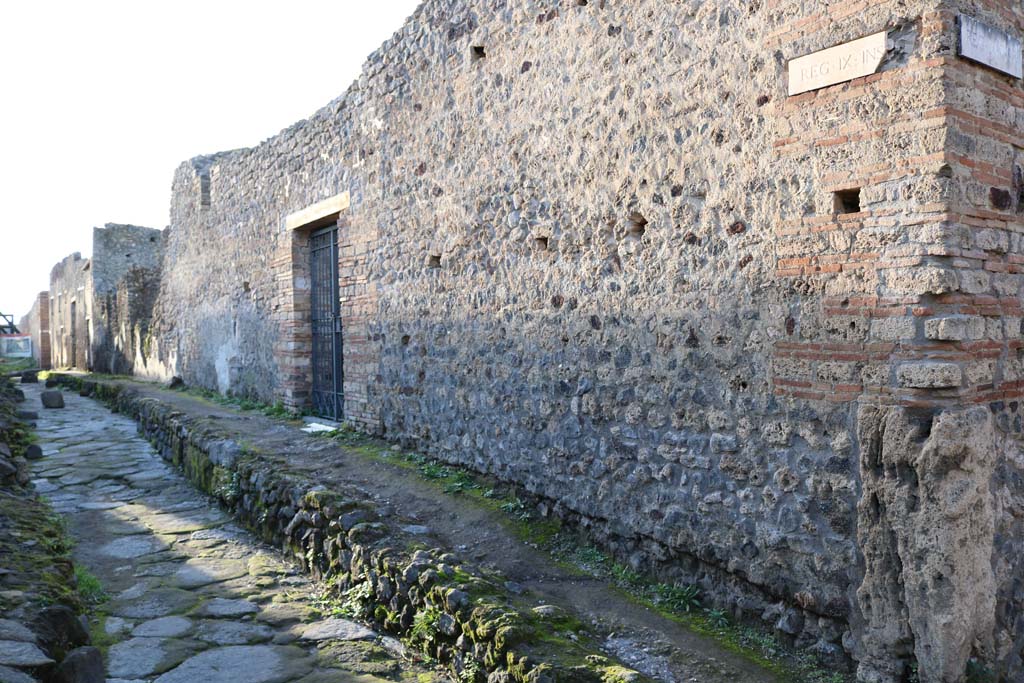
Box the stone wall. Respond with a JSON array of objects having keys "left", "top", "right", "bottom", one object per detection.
[
  {"left": 940, "top": 0, "right": 1024, "bottom": 676},
  {"left": 90, "top": 223, "right": 164, "bottom": 375},
  {"left": 137, "top": 0, "right": 1023, "bottom": 679},
  {"left": 18, "top": 292, "right": 50, "bottom": 370},
  {"left": 44, "top": 225, "right": 163, "bottom": 374},
  {"left": 48, "top": 253, "right": 92, "bottom": 370}
]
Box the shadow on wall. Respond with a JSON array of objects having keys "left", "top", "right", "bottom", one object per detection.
[{"left": 165, "top": 301, "right": 277, "bottom": 401}]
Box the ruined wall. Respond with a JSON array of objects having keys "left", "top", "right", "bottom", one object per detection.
[
  {"left": 937, "top": 1, "right": 1024, "bottom": 676},
  {"left": 48, "top": 253, "right": 92, "bottom": 370},
  {"left": 19, "top": 292, "right": 50, "bottom": 370},
  {"left": 90, "top": 223, "right": 164, "bottom": 374},
  {"left": 46, "top": 224, "right": 162, "bottom": 373},
  {"left": 146, "top": 0, "right": 1023, "bottom": 678}
]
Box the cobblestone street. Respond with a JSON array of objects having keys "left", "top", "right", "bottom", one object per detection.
[{"left": 23, "top": 383, "right": 435, "bottom": 683}]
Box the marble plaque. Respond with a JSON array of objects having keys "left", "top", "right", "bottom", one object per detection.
[
  {"left": 960, "top": 15, "right": 1023, "bottom": 79},
  {"left": 788, "top": 32, "right": 887, "bottom": 96}
]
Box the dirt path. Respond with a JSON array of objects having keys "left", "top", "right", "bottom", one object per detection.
[
  {"left": 24, "top": 383, "right": 440, "bottom": 683},
  {"left": 94, "top": 379, "right": 781, "bottom": 683}
]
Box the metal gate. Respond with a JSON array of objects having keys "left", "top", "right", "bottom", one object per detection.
[
  {"left": 70, "top": 301, "right": 77, "bottom": 368},
  {"left": 310, "top": 225, "right": 344, "bottom": 420}
]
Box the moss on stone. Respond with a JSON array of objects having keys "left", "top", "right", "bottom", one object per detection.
[
  {"left": 317, "top": 640, "right": 402, "bottom": 677},
  {"left": 0, "top": 489, "right": 81, "bottom": 615}
]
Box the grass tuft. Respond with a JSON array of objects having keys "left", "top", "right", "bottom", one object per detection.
[{"left": 75, "top": 565, "right": 107, "bottom": 607}]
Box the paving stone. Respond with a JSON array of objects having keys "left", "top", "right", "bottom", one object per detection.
[
  {"left": 300, "top": 619, "right": 375, "bottom": 642},
  {"left": 132, "top": 616, "right": 193, "bottom": 638},
  {"left": 53, "top": 646, "right": 104, "bottom": 683},
  {"left": 0, "top": 640, "right": 53, "bottom": 667},
  {"left": 171, "top": 558, "right": 248, "bottom": 588},
  {"left": 255, "top": 602, "right": 317, "bottom": 626},
  {"left": 294, "top": 674, "right": 392, "bottom": 683},
  {"left": 0, "top": 621, "right": 35, "bottom": 644},
  {"left": 195, "top": 620, "right": 274, "bottom": 645},
  {"left": 109, "top": 587, "right": 200, "bottom": 619},
  {"left": 104, "top": 617, "right": 132, "bottom": 636},
  {"left": 195, "top": 598, "right": 260, "bottom": 617},
  {"left": 138, "top": 511, "right": 228, "bottom": 535},
  {"left": 0, "top": 664, "right": 37, "bottom": 683},
  {"left": 107, "top": 637, "right": 195, "bottom": 679},
  {"left": 153, "top": 645, "right": 313, "bottom": 683},
  {"left": 98, "top": 535, "right": 171, "bottom": 559}
]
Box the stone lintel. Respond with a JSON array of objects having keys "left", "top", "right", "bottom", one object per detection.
[{"left": 285, "top": 192, "right": 350, "bottom": 231}]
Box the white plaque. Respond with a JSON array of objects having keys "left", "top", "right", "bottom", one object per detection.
[
  {"left": 788, "top": 32, "right": 887, "bottom": 96},
  {"left": 959, "top": 15, "right": 1023, "bottom": 79}
]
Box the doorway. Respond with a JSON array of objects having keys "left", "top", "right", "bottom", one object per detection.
[
  {"left": 309, "top": 224, "right": 344, "bottom": 420},
  {"left": 70, "top": 301, "right": 77, "bottom": 368}
]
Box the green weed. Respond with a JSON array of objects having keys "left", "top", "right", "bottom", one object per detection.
[
  {"left": 75, "top": 566, "right": 107, "bottom": 607},
  {"left": 410, "top": 607, "right": 442, "bottom": 645},
  {"left": 704, "top": 608, "right": 730, "bottom": 630},
  {"left": 649, "top": 583, "right": 701, "bottom": 613}
]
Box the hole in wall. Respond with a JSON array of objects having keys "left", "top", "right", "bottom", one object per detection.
[
  {"left": 937, "top": 164, "right": 953, "bottom": 178},
  {"left": 576, "top": 0, "right": 588, "bottom": 5},
  {"left": 199, "top": 173, "right": 211, "bottom": 208},
  {"left": 124, "top": 253, "right": 132, "bottom": 258},
  {"left": 833, "top": 188, "right": 861, "bottom": 215},
  {"left": 471, "top": 45, "right": 486, "bottom": 61},
  {"left": 242, "top": 282, "right": 251, "bottom": 293},
  {"left": 149, "top": 236, "right": 157, "bottom": 243},
  {"left": 534, "top": 236, "right": 549, "bottom": 251},
  {"left": 427, "top": 254, "right": 441, "bottom": 269},
  {"left": 401, "top": 335, "right": 411, "bottom": 346},
  {"left": 626, "top": 212, "right": 648, "bottom": 238}
]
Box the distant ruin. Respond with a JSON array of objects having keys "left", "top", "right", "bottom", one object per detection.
[
  {"left": 24, "top": 1, "right": 1024, "bottom": 679},
  {"left": 23, "top": 224, "right": 162, "bottom": 375}
]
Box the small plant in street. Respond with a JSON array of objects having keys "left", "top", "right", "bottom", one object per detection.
[
  {"left": 419, "top": 461, "right": 451, "bottom": 479},
  {"left": 443, "top": 471, "right": 479, "bottom": 494},
  {"left": 649, "top": 583, "right": 701, "bottom": 613},
  {"left": 609, "top": 563, "right": 644, "bottom": 588},
  {"left": 75, "top": 566, "right": 107, "bottom": 607},
  {"left": 262, "top": 401, "right": 292, "bottom": 418},
  {"left": 738, "top": 626, "right": 783, "bottom": 660},
  {"left": 500, "top": 497, "right": 531, "bottom": 520},
  {"left": 704, "top": 607, "right": 730, "bottom": 630}
]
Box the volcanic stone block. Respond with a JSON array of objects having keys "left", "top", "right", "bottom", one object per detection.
[{"left": 40, "top": 391, "right": 65, "bottom": 409}]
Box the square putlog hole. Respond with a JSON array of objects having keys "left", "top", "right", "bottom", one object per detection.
[{"left": 833, "top": 188, "right": 861, "bottom": 215}]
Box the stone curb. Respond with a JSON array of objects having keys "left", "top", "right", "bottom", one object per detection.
[{"left": 58, "top": 375, "right": 646, "bottom": 683}]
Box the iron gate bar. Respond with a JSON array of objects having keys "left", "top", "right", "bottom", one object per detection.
[{"left": 309, "top": 224, "right": 344, "bottom": 421}]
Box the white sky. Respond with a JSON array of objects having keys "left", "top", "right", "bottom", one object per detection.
[{"left": 0, "top": 0, "right": 421, "bottom": 319}]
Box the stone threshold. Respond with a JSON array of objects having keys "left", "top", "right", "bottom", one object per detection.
[{"left": 53, "top": 374, "right": 655, "bottom": 683}]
